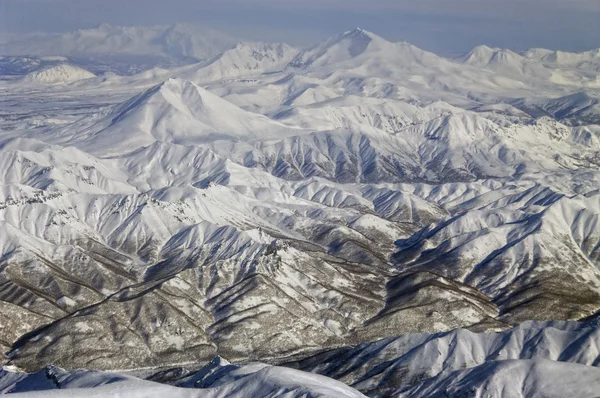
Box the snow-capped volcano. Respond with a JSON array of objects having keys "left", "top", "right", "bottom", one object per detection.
[
  {"left": 110, "top": 77, "right": 296, "bottom": 141},
  {"left": 459, "top": 45, "right": 524, "bottom": 67},
  {"left": 280, "top": 28, "right": 537, "bottom": 106},
  {"left": 289, "top": 28, "right": 438, "bottom": 71},
  {"left": 290, "top": 28, "right": 390, "bottom": 68},
  {"left": 54, "top": 78, "right": 302, "bottom": 155}
]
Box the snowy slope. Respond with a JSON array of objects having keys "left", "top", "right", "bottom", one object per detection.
[
  {"left": 458, "top": 45, "right": 553, "bottom": 80},
  {"left": 0, "top": 360, "right": 366, "bottom": 397},
  {"left": 512, "top": 92, "right": 600, "bottom": 125},
  {"left": 0, "top": 56, "right": 69, "bottom": 76},
  {"left": 20, "top": 64, "right": 95, "bottom": 84},
  {"left": 459, "top": 45, "right": 600, "bottom": 88},
  {"left": 524, "top": 47, "right": 600, "bottom": 71},
  {"left": 50, "top": 78, "right": 304, "bottom": 155},
  {"left": 180, "top": 42, "right": 298, "bottom": 82},
  {"left": 395, "top": 359, "right": 600, "bottom": 398},
  {"left": 282, "top": 29, "right": 539, "bottom": 106}
]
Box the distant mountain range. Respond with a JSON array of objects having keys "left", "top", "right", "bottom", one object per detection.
[
  {"left": 0, "top": 23, "right": 237, "bottom": 61},
  {"left": 0, "top": 23, "right": 239, "bottom": 74}
]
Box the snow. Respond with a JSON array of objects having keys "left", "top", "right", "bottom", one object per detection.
[
  {"left": 21, "top": 64, "right": 95, "bottom": 84},
  {"left": 180, "top": 42, "right": 298, "bottom": 82},
  {"left": 0, "top": 362, "right": 366, "bottom": 398},
  {"left": 296, "top": 320, "right": 600, "bottom": 397},
  {"left": 2, "top": 321, "right": 599, "bottom": 397},
  {"left": 396, "top": 359, "right": 600, "bottom": 398},
  {"left": 55, "top": 77, "right": 306, "bottom": 156},
  {"left": 0, "top": 24, "right": 599, "bottom": 398}
]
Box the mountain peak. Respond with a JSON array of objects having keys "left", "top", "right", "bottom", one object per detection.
[
  {"left": 98, "top": 77, "right": 299, "bottom": 154},
  {"left": 96, "top": 23, "right": 114, "bottom": 31},
  {"left": 162, "top": 76, "right": 193, "bottom": 89},
  {"left": 180, "top": 42, "right": 298, "bottom": 81},
  {"left": 126, "top": 78, "right": 211, "bottom": 114},
  {"left": 459, "top": 45, "right": 500, "bottom": 61},
  {"left": 459, "top": 45, "right": 524, "bottom": 67},
  {"left": 340, "top": 28, "right": 386, "bottom": 44},
  {"left": 343, "top": 27, "right": 371, "bottom": 37},
  {"left": 289, "top": 28, "right": 392, "bottom": 68}
]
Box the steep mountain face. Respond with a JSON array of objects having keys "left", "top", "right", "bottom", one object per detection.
[
  {"left": 0, "top": 26, "right": 599, "bottom": 397},
  {"left": 226, "top": 109, "right": 587, "bottom": 184},
  {"left": 392, "top": 189, "right": 600, "bottom": 322},
  {"left": 282, "top": 29, "right": 540, "bottom": 106}
]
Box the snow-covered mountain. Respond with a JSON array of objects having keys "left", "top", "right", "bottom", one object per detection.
[
  {"left": 0, "top": 25, "right": 599, "bottom": 397},
  {"left": 457, "top": 45, "right": 600, "bottom": 88},
  {"left": 180, "top": 42, "right": 299, "bottom": 82},
  {"left": 524, "top": 47, "right": 600, "bottom": 70},
  {"left": 47, "top": 78, "right": 303, "bottom": 155},
  {"left": 458, "top": 45, "right": 552, "bottom": 79},
  {"left": 21, "top": 64, "right": 95, "bottom": 84}
]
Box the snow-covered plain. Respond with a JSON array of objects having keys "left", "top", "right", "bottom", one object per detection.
[{"left": 0, "top": 24, "right": 599, "bottom": 397}]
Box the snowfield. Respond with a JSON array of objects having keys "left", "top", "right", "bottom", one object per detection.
[{"left": 0, "top": 24, "right": 599, "bottom": 397}]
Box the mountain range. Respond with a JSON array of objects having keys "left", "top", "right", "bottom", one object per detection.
[{"left": 0, "top": 24, "right": 599, "bottom": 397}]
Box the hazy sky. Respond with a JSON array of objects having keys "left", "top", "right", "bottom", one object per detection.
[{"left": 1, "top": 0, "right": 599, "bottom": 54}]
